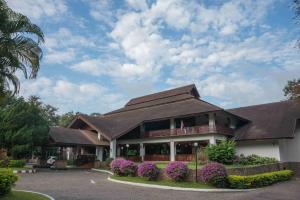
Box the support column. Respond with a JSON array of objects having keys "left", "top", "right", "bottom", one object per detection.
[
  {"left": 110, "top": 139, "right": 117, "bottom": 159},
  {"left": 170, "top": 118, "right": 175, "bottom": 135},
  {"left": 96, "top": 146, "right": 103, "bottom": 161},
  {"left": 209, "top": 113, "right": 216, "bottom": 132},
  {"left": 139, "top": 143, "right": 144, "bottom": 161},
  {"left": 170, "top": 141, "right": 175, "bottom": 161},
  {"left": 209, "top": 136, "right": 216, "bottom": 145}
]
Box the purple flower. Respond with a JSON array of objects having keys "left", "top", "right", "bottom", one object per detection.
[
  {"left": 119, "top": 160, "right": 137, "bottom": 176},
  {"left": 165, "top": 162, "right": 188, "bottom": 182},
  {"left": 110, "top": 158, "right": 126, "bottom": 176},
  {"left": 198, "top": 162, "right": 228, "bottom": 188},
  {"left": 138, "top": 162, "right": 160, "bottom": 181}
]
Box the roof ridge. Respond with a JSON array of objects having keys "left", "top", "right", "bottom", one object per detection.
[
  {"left": 105, "top": 97, "right": 197, "bottom": 116},
  {"left": 126, "top": 93, "right": 195, "bottom": 107},
  {"left": 126, "top": 84, "right": 196, "bottom": 106}
]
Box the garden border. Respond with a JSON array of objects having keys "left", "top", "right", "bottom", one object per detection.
[
  {"left": 107, "top": 177, "right": 255, "bottom": 192},
  {"left": 12, "top": 189, "right": 55, "bottom": 200},
  {"left": 91, "top": 168, "right": 255, "bottom": 192}
]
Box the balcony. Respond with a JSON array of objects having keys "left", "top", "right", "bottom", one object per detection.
[{"left": 143, "top": 125, "right": 234, "bottom": 138}]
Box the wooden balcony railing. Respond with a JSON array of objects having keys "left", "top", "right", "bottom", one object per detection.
[{"left": 143, "top": 125, "right": 234, "bottom": 138}]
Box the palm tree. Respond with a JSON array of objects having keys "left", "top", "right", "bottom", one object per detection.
[{"left": 0, "top": 0, "right": 44, "bottom": 100}]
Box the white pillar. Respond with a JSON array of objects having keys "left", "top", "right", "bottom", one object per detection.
[
  {"left": 170, "top": 141, "right": 175, "bottom": 161},
  {"left": 209, "top": 136, "right": 216, "bottom": 145},
  {"left": 96, "top": 146, "right": 103, "bottom": 161},
  {"left": 110, "top": 139, "right": 117, "bottom": 159},
  {"left": 140, "top": 143, "right": 144, "bottom": 161},
  {"left": 209, "top": 113, "right": 216, "bottom": 132},
  {"left": 170, "top": 118, "right": 175, "bottom": 129}
]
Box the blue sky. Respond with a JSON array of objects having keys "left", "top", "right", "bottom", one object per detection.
[{"left": 7, "top": 0, "right": 300, "bottom": 114}]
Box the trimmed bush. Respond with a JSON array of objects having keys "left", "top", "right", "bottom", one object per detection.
[
  {"left": 110, "top": 158, "right": 126, "bottom": 176},
  {"left": 120, "top": 160, "right": 137, "bottom": 176},
  {"left": 236, "top": 154, "right": 278, "bottom": 165},
  {"left": 165, "top": 162, "right": 188, "bottom": 182},
  {"left": 198, "top": 162, "right": 228, "bottom": 188},
  {"left": 0, "top": 169, "right": 18, "bottom": 196},
  {"left": 104, "top": 157, "right": 114, "bottom": 167},
  {"left": 8, "top": 160, "right": 26, "bottom": 168},
  {"left": 0, "top": 158, "right": 9, "bottom": 168},
  {"left": 138, "top": 162, "right": 160, "bottom": 181},
  {"left": 205, "top": 140, "right": 236, "bottom": 164},
  {"left": 228, "top": 170, "right": 293, "bottom": 189}
]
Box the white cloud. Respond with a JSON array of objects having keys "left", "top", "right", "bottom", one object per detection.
[
  {"left": 19, "top": 77, "right": 125, "bottom": 114},
  {"left": 45, "top": 48, "right": 76, "bottom": 64},
  {"left": 126, "top": 0, "right": 148, "bottom": 11},
  {"left": 7, "top": 0, "right": 67, "bottom": 20},
  {"left": 45, "top": 28, "right": 96, "bottom": 49}
]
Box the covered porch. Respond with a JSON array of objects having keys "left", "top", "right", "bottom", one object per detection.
[
  {"left": 115, "top": 134, "right": 225, "bottom": 162},
  {"left": 49, "top": 127, "right": 110, "bottom": 167}
]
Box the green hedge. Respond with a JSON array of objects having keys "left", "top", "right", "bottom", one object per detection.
[
  {"left": 0, "top": 169, "right": 18, "bottom": 196},
  {"left": 228, "top": 170, "right": 293, "bottom": 189},
  {"left": 8, "top": 160, "right": 26, "bottom": 168},
  {"left": 205, "top": 140, "right": 236, "bottom": 164}
]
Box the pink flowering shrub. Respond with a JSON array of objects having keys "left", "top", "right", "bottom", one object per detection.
[
  {"left": 198, "top": 162, "right": 228, "bottom": 188},
  {"left": 120, "top": 160, "right": 137, "bottom": 176},
  {"left": 110, "top": 158, "right": 126, "bottom": 176},
  {"left": 138, "top": 162, "right": 160, "bottom": 181},
  {"left": 165, "top": 162, "right": 188, "bottom": 182}
]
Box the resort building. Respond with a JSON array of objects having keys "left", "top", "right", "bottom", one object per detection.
[{"left": 49, "top": 84, "right": 300, "bottom": 163}]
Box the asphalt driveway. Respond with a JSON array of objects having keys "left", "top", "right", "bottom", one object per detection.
[{"left": 15, "top": 170, "right": 300, "bottom": 200}]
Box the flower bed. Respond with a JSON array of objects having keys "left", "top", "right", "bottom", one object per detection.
[
  {"left": 198, "top": 163, "right": 228, "bottom": 188},
  {"left": 138, "top": 162, "right": 160, "bottom": 180},
  {"left": 165, "top": 162, "right": 188, "bottom": 182}
]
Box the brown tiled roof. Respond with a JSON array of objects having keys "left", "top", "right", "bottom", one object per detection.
[
  {"left": 81, "top": 97, "right": 222, "bottom": 139},
  {"left": 69, "top": 84, "right": 222, "bottom": 140},
  {"left": 228, "top": 100, "right": 300, "bottom": 140},
  {"left": 125, "top": 84, "right": 199, "bottom": 107},
  {"left": 49, "top": 127, "right": 109, "bottom": 146}
]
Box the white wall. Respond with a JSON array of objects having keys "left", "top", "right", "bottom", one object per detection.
[
  {"left": 279, "top": 126, "right": 300, "bottom": 162},
  {"left": 236, "top": 140, "right": 280, "bottom": 160}
]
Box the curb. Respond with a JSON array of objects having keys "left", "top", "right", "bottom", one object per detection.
[
  {"left": 13, "top": 169, "right": 36, "bottom": 174},
  {"left": 107, "top": 177, "right": 255, "bottom": 192},
  {"left": 13, "top": 189, "right": 55, "bottom": 200},
  {"left": 91, "top": 168, "right": 113, "bottom": 175}
]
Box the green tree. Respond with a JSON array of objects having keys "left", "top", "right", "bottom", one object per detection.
[
  {"left": 0, "top": 0, "right": 44, "bottom": 100},
  {"left": 58, "top": 111, "right": 76, "bottom": 127},
  {"left": 28, "top": 96, "right": 59, "bottom": 126},
  {"left": 0, "top": 96, "right": 49, "bottom": 158},
  {"left": 283, "top": 79, "right": 300, "bottom": 100}
]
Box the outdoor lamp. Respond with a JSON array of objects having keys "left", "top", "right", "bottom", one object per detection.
[
  {"left": 193, "top": 142, "right": 199, "bottom": 182},
  {"left": 126, "top": 144, "right": 129, "bottom": 159}
]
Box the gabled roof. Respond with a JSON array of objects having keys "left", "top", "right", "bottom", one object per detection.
[
  {"left": 79, "top": 97, "right": 222, "bottom": 140},
  {"left": 67, "top": 84, "right": 225, "bottom": 140},
  {"left": 49, "top": 127, "right": 109, "bottom": 146},
  {"left": 228, "top": 100, "right": 300, "bottom": 140}
]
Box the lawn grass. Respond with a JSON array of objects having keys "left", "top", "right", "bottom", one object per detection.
[
  {"left": 0, "top": 191, "right": 50, "bottom": 200},
  {"left": 111, "top": 175, "right": 214, "bottom": 189},
  {"left": 0, "top": 166, "right": 31, "bottom": 171}
]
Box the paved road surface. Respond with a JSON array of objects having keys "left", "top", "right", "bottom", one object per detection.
[{"left": 15, "top": 170, "right": 300, "bottom": 200}]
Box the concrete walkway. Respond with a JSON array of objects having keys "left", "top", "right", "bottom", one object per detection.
[{"left": 15, "top": 170, "right": 300, "bottom": 200}]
